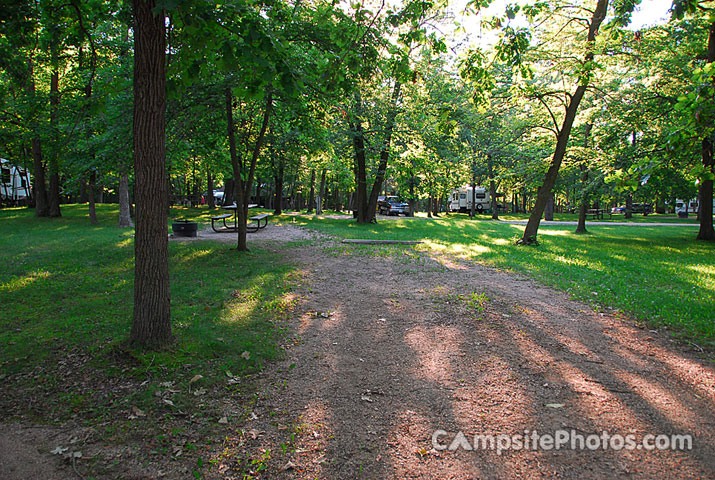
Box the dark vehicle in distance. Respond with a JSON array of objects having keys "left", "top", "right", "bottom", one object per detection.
[
  {"left": 378, "top": 196, "right": 411, "bottom": 216},
  {"left": 611, "top": 203, "right": 652, "bottom": 215}
]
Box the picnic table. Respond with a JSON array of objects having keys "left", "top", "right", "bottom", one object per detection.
[
  {"left": 586, "top": 208, "right": 612, "bottom": 220},
  {"left": 211, "top": 204, "right": 267, "bottom": 233}
]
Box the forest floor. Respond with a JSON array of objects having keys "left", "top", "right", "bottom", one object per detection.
[{"left": 2, "top": 222, "right": 714, "bottom": 479}]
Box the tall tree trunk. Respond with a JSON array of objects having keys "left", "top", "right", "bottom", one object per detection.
[
  {"left": 223, "top": 178, "right": 234, "bottom": 206},
  {"left": 350, "top": 120, "right": 368, "bottom": 222},
  {"left": 207, "top": 168, "right": 215, "bottom": 209},
  {"left": 487, "top": 154, "right": 498, "bottom": 220},
  {"left": 697, "top": 138, "right": 715, "bottom": 240},
  {"left": 544, "top": 192, "right": 555, "bottom": 221},
  {"left": 408, "top": 165, "right": 416, "bottom": 216},
  {"left": 227, "top": 88, "right": 273, "bottom": 251},
  {"left": 625, "top": 194, "right": 633, "bottom": 219},
  {"left": 318, "top": 168, "right": 326, "bottom": 215},
  {"left": 79, "top": 176, "right": 88, "bottom": 203},
  {"left": 307, "top": 169, "right": 315, "bottom": 213},
  {"left": 88, "top": 169, "right": 98, "bottom": 225},
  {"left": 356, "top": 81, "right": 402, "bottom": 224},
  {"left": 118, "top": 171, "right": 133, "bottom": 227},
  {"left": 48, "top": 56, "right": 61, "bottom": 217},
  {"left": 130, "top": 0, "right": 171, "bottom": 347},
  {"left": 697, "top": 21, "right": 715, "bottom": 241},
  {"left": 255, "top": 176, "right": 262, "bottom": 208},
  {"left": 28, "top": 56, "right": 49, "bottom": 217},
  {"left": 334, "top": 186, "right": 341, "bottom": 212},
  {"left": 31, "top": 137, "right": 49, "bottom": 216},
  {"left": 519, "top": 0, "right": 608, "bottom": 244},
  {"left": 576, "top": 124, "right": 592, "bottom": 234},
  {"left": 274, "top": 163, "right": 284, "bottom": 216}
]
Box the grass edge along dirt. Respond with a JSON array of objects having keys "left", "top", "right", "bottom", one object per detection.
[
  {"left": 282, "top": 213, "right": 715, "bottom": 346},
  {"left": 0, "top": 204, "right": 301, "bottom": 419}
]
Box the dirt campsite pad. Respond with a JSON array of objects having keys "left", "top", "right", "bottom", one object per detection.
[
  {"left": 2, "top": 222, "right": 714, "bottom": 479},
  {"left": 201, "top": 223, "right": 714, "bottom": 479}
]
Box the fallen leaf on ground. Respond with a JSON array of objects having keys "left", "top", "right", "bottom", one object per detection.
[
  {"left": 281, "top": 461, "right": 297, "bottom": 471},
  {"left": 51, "top": 446, "right": 69, "bottom": 455},
  {"left": 218, "top": 416, "right": 228, "bottom": 424},
  {"left": 190, "top": 374, "right": 203, "bottom": 384},
  {"left": 545, "top": 403, "right": 565, "bottom": 408},
  {"left": 241, "top": 351, "right": 251, "bottom": 360},
  {"left": 361, "top": 395, "right": 374, "bottom": 403}
]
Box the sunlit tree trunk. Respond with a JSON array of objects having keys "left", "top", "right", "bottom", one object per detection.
[
  {"left": 697, "top": 21, "right": 715, "bottom": 241},
  {"left": 576, "top": 123, "right": 592, "bottom": 234},
  {"left": 520, "top": 0, "right": 608, "bottom": 244}
]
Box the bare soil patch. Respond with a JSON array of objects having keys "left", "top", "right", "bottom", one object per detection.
[{"left": 208, "top": 229, "right": 715, "bottom": 479}]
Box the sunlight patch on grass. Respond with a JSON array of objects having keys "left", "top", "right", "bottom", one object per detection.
[
  {"left": 687, "top": 264, "right": 715, "bottom": 277},
  {"left": 175, "top": 247, "right": 215, "bottom": 262},
  {"left": 422, "top": 240, "right": 492, "bottom": 256},
  {"left": 1, "top": 269, "right": 51, "bottom": 293},
  {"left": 116, "top": 238, "right": 133, "bottom": 248},
  {"left": 552, "top": 255, "right": 590, "bottom": 268},
  {"left": 492, "top": 238, "right": 512, "bottom": 246},
  {"left": 538, "top": 229, "right": 572, "bottom": 236}
]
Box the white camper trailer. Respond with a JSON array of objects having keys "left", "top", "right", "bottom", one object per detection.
[
  {"left": 449, "top": 186, "right": 490, "bottom": 213},
  {"left": 1, "top": 159, "right": 32, "bottom": 206},
  {"left": 675, "top": 197, "right": 715, "bottom": 216}
]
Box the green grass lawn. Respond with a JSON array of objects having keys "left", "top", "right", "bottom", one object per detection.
[
  {"left": 0, "top": 204, "right": 300, "bottom": 418},
  {"left": 283, "top": 213, "right": 715, "bottom": 345}
]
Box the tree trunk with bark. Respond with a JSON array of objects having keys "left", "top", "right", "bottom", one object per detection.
[
  {"left": 48, "top": 52, "right": 61, "bottom": 218},
  {"left": 318, "top": 168, "right": 326, "bottom": 215},
  {"left": 118, "top": 171, "right": 133, "bottom": 227},
  {"left": 130, "top": 0, "right": 172, "bottom": 347},
  {"left": 698, "top": 138, "right": 715, "bottom": 240},
  {"left": 544, "top": 192, "right": 555, "bottom": 221},
  {"left": 576, "top": 124, "right": 592, "bottom": 234},
  {"left": 273, "top": 162, "right": 284, "bottom": 216},
  {"left": 207, "top": 168, "right": 215, "bottom": 209},
  {"left": 223, "top": 178, "right": 234, "bottom": 206},
  {"left": 226, "top": 88, "right": 272, "bottom": 250},
  {"left": 365, "top": 82, "right": 402, "bottom": 223},
  {"left": 88, "top": 169, "right": 98, "bottom": 225},
  {"left": 697, "top": 21, "right": 715, "bottom": 241},
  {"left": 519, "top": 0, "right": 608, "bottom": 244},
  {"left": 625, "top": 194, "right": 633, "bottom": 219},
  {"left": 307, "top": 169, "right": 315, "bottom": 213},
  {"left": 28, "top": 56, "right": 50, "bottom": 217},
  {"left": 487, "top": 154, "right": 498, "bottom": 220}
]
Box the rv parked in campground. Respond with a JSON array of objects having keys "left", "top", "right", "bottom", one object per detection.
[
  {"left": 449, "top": 186, "right": 490, "bottom": 213},
  {"left": 675, "top": 198, "right": 714, "bottom": 217},
  {"left": 1, "top": 159, "right": 32, "bottom": 206}
]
